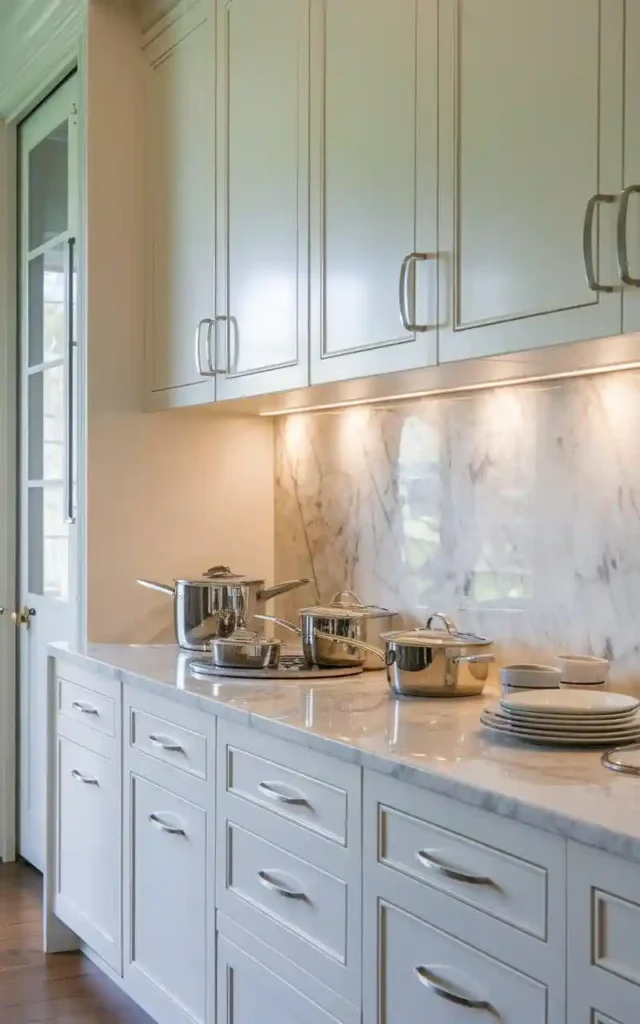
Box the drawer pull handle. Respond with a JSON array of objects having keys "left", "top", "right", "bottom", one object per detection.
[
  {"left": 149, "top": 813, "right": 186, "bottom": 836},
  {"left": 258, "top": 781, "right": 309, "bottom": 807},
  {"left": 149, "top": 733, "right": 185, "bottom": 753},
  {"left": 415, "top": 966, "right": 498, "bottom": 1015},
  {"left": 71, "top": 701, "right": 99, "bottom": 715},
  {"left": 257, "top": 870, "right": 307, "bottom": 901},
  {"left": 416, "top": 849, "right": 495, "bottom": 887},
  {"left": 71, "top": 769, "right": 99, "bottom": 785}
]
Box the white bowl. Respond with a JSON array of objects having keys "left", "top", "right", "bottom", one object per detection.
[
  {"left": 554, "top": 654, "right": 609, "bottom": 685},
  {"left": 500, "top": 664, "right": 562, "bottom": 690}
]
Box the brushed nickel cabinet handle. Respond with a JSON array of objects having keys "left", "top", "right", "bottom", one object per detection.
[
  {"left": 416, "top": 849, "right": 495, "bottom": 887},
  {"left": 617, "top": 184, "right": 640, "bottom": 287},
  {"left": 583, "top": 193, "right": 616, "bottom": 293},
  {"left": 149, "top": 813, "right": 186, "bottom": 836},
  {"left": 71, "top": 769, "right": 99, "bottom": 785},
  {"left": 415, "top": 966, "right": 498, "bottom": 1014},
  {"left": 257, "top": 781, "right": 310, "bottom": 807},
  {"left": 194, "top": 318, "right": 216, "bottom": 376},
  {"left": 399, "top": 253, "right": 433, "bottom": 331},
  {"left": 149, "top": 733, "right": 184, "bottom": 753},
  {"left": 71, "top": 700, "right": 99, "bottom": 715},
  {"left": 257, "top": 870, "right": 307, "bottom": 901}
]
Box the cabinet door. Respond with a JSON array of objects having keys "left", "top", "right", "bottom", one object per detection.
[
  {"left": 622, "top": 2, "right": 640, "bottom": 330},
  {"left": 124, "top": 773, "right": 207, "bottom": 1024},
  {"left": 438, "top": 0, "right": 623, "bottom": 363},
  {"left": 217, "top": 935, "right": 340, "bottom": 1024},
  {"left": 55, "top": 737, "right": 121, "bottom": 970},
  {"left": 145, "top": 0, "right": 216, "bottom": 408},
  {"left": 310, "top": 0, "right": 438, "bottom": 385},
  {"left": 214, "top": 0, "right": 310, "bottom": 400}
]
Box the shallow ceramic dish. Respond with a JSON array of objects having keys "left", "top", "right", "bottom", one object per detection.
[
  {"left": 500, "top": 689, "right": 639, "bottom": 715},
  {"left": 555, "top": 654, "right": 609, "bottom": 685},
  {"left": 500, "top": 664, "right": 561, "bottom": 689},
  {"left": 484, "top": 703, "right": 640, "bottom": 736}
]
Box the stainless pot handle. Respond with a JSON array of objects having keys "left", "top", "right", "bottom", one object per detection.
[
  {"left": 314, "top": 630, "right": 386, "bottom": 662},
  {"left": 453, "top": 654, "right": 495, "bottom": 665},
  {"left": 425, "top": 612, "right": 458, "bottom": 634},
  {"left": 255, "top": 614, "right": 302, "bottom": 636},
  {"left": 259, "top": 578, "right": 312, "bottom": 602},
  {"left": 136, "top": 579, "right": 176, "bottom": 597}
]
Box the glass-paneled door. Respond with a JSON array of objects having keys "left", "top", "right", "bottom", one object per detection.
[{"left": 17, "top": 75, "right": 79, "bottom": 870}]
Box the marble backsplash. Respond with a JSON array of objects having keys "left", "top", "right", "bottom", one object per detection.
[{"left": 274, "top": 369, "right": 640, "bottom": 683}]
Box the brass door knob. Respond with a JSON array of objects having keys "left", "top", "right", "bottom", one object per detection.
[{"left": 12, "top": 607, "right": 36, "bottom": 628}]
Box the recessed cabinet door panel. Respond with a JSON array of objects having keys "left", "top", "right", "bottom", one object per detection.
[
  {"left": 215, "top": 0, "right": 310, "bottom": 400},
  {"left": 438, "top": 0, "right": 623, "bottom": 362},
  {"left": 55, "top": 738, "right": 120, "bottom": 970},
  {"left": 125, "top": 774, "right": 207, "bottom": 1024},
  {"left": 145, "top": 1, "right": 216, "bottom": 404},
  {"left": 311, "top": 0, "right": 438, "bottom": 384}
]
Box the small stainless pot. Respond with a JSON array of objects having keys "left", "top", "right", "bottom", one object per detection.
[
  {"left": 298, "top": 591, "right": 397, "bottom": 670},
  {"left": 136, "top": 566, "right": 311, "bottom": 652},
  {"left": 209, "top": 629, "right": 281, "bottom": 671},
  {"left": 257, "top": 614, "right": 384, "bottom": 670},
  {"left": 381, "top": 613, "right": 494, "bottom": 698}
]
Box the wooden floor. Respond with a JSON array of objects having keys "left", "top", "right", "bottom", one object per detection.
[{"left": 0, "top": 860, "right": 152, "bottom": 1023}]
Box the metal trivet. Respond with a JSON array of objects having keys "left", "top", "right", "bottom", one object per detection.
[
  {"left": 602, "top": 743, "right": 640, "bottom": 776},
  {"left": 190, "top": 653, "right": 363, "bottom": 681}
]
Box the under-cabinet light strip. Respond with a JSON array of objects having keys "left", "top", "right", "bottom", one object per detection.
[{"left": 258, "top": 361, "right": 640, "bottom": 417}]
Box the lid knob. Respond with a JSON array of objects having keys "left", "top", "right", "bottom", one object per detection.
[
  {"left": 425, "top": 612, "right": 458, "bottom": 635},
  {"left": 203, "top": 565, "right": 235, "bottom": 578},
  {"left": 331, "top": 590, "right": 365, "bottom": 608}
]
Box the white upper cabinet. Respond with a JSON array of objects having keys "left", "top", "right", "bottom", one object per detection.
[
  {"left": 214, "top": 0, "right": 311, "bottom": 400},
  {"left": 622, "top": 1, "right": 640, "bottom": 331},
  {"left": 144, "top": 0, "right": 216, "bottom": 407},
  {"left": 310, "top": 0, "right": 438, "bottom": 385},
  {"left": 437, "top": 0, "right": 624, "bottom": 363}
]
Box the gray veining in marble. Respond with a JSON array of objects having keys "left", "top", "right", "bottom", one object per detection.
[
  {"left": 274, "top": 370, "right": 640, "bottom": 684},
  {"left": 52, "top": 643, "right": 640, "bottom": 863}
]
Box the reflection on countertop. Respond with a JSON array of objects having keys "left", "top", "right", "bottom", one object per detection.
[{"left": 50, "top": 641, "right": 640, "bottom": 862}]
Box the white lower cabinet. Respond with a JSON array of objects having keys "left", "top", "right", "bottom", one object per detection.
[
  {"left": 217, "top": 935, "right": 340, "bottom": 1024},
  {"left": 378, "top": 900, "right": 547, "bottom": 1023},
  {"left": 54, "top": 735, "right": 121, "bottom": 971},
  {"left": 124, "top": 773, "right": 207, "bottom": 1024}
]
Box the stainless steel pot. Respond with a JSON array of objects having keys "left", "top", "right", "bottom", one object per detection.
[
  {"left": 380, "top": 613, "right": 494, "bottom": 697},
  {"left": 136, "top": 566, "right": 311, "bottom": 652},
  {"left": 298, "top": 591, "right": 397, "bottom": 670},
  {"left": 209, "top": 628, "right": 281, "bottom": 671},
  {"left": 257, "top": 613, "right": 385, "bottom": 670}
]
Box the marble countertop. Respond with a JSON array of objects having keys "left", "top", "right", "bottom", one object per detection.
[{"left": 51, "top": 642, "right": 640, "bottom": 862}]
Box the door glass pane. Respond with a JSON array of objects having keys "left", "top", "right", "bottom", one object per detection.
[
  {"left": 28, "top": 245, "right": 66, "bottom": 365},
  {"left": 29, "top": 485, "right": 69, "bottom": 599},
  {"left": 28, "top": 365, "right": 64, "bottom": 481},
  {"left": 28, "top": 121, "right": 68, "bottom": 249}
]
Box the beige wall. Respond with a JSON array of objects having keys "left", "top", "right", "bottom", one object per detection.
[{"left": 85, "top": 1, "right": 274, "bottom": 643}]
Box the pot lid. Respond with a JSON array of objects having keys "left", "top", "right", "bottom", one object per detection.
[
  {"left": 381, "top": 613, "right": 490, "bottom": 648},
  {"left": 210, "top": 628, "right": 280, "bottom": 649},
  {"left": 175, "top": 565, "right": 266, "bottom": 586},
  {"left": 299, "top": 590, "right": 396, "bottom": 620}
]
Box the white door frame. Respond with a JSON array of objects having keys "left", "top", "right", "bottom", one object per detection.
[{"left": 0, "top": 29, "right": 87, "bottom": 863}]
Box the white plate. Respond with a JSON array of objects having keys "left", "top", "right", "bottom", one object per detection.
[
  {"left": 498, "top": 706, "right": 638, "bottom": 726},
  {"left": 483, "top": 707, "right": 640, "bottom": 738},
  {"left": 485, "top": 704, "right": 640, "bottom": 734},
  {"left": 480, "top": 714, "right": 640, "bottom": 748},
  {"left": 500, "top": 689, "right": 639, "bottom": 715}
]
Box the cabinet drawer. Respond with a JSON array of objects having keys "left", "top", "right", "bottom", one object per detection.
[
  {"left": 379, "top": 804, "right": 547, "bottom": 939},
  {"left": 225, "top": 744, "right": 348, "bottom": 845},
  {"left": 58, "top": 678, "right": 116, "bottom": 737},
  {"left": 377, "top": 900, "right": 547, "bottom": 1024},
  {"left": 225, "top": 822, "right": 347, "bottom": 964},
  {"left": 130, "top": 706, "right": 208, "bottom": 780}
]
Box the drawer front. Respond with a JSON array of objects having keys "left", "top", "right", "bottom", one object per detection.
[
  {"left": 378, "top": 900, "right": 547, "bottom": 1024},
  {"left": 58, "top": 678, "right": 116, "bottom": 737},
  {"left": 130, "top": 706, "right": 208, "bottom": 780},
  {"left": 125, "top": 773, "right": 207, "bottom": 1024},
  {"left": 380, "top": 804, "right": 547, "bottom": 939},
  {"left": 226, "top": 823, "right": 347, "bottom": 963},
  {"left": 226, "top": 745, "right": 348, "bottom": 845},
  {"left": 593, "top": 888, "right": 640, "bottom": 986}
]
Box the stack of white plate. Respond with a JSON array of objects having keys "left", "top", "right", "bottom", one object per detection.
[{"left": 480, "top": 689, "right": 640, "bottom": 747}]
